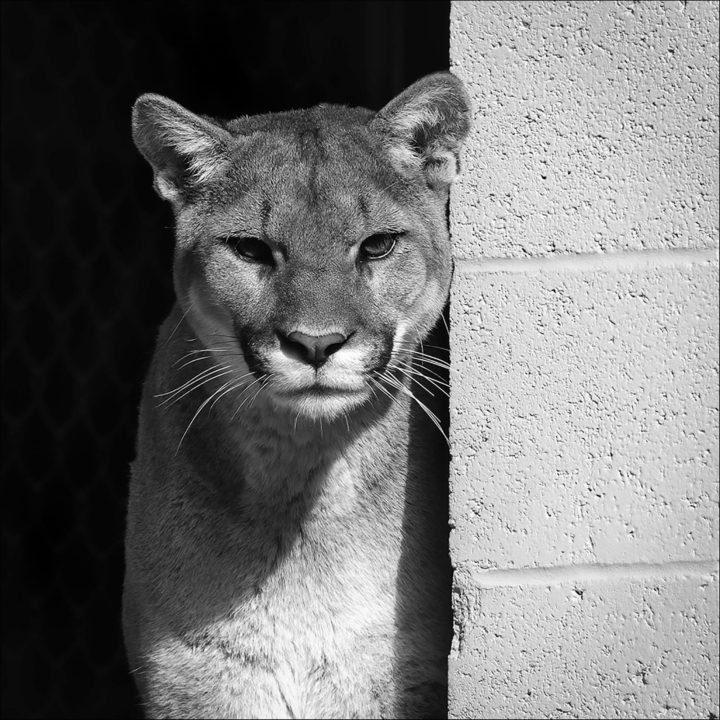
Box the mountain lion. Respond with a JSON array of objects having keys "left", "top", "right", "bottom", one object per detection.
[{"left": 123, "top": 72, "right": 471, "bottom": 719}]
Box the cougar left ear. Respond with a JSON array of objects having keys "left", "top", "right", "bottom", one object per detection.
[
  {"left": 132, "top": 93, "right": 234, "bottom": 203},
  {"left": 370, "top": 72, "right": 472, "bottom": 189}
]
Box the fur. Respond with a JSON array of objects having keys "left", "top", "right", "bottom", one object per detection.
[{"left": 124, "top": 72, "right": 471, "bottom": 719}]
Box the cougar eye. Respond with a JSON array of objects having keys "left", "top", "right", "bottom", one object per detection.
[
  {"left": 225, "top": 237, "right": 274, "bottom": 266},
  {"left": 359, "top": 233, "right": 399, "bottom": 261}
]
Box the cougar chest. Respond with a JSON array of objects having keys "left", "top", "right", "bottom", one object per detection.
[
  {"left": 204, "top": 454, "right": 401, "bottom": 717},
  {"left": 256, "top": 453, "right": 400, "bottom": 616}
]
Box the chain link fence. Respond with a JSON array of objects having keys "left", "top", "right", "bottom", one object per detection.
[{"left": 1, "top": 2, "right": 449, "bottom": 717}]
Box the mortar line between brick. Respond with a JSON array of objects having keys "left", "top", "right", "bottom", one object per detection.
[
  {"left": 455, "top": 247, "right": 719, "bottom": 274},
  {"left": 461, "top": 560, "right": 720, "bottom": 588}
]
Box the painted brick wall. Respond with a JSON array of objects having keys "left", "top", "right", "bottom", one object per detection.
[{"left": 448, "top": 2, "right": 719, "bottom": 718}]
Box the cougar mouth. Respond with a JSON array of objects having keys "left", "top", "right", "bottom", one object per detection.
[
  {"left": 284, "top": 383, "right": 366, "bottom": 396},
  {"left": 267, "top": 383, "right": 371, "bottom": 420}
]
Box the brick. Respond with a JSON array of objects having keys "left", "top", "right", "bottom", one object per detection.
[
  {"left": 450, "top": 1, "right": 719, "bottom": 258},
  {"left": 449, "top": 570, "right": 720, "bottom": 719},
  {"left": 449, "top": 259, "right": 719, "bottom": 568}
]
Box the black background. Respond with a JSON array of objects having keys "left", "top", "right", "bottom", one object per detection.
[{"left": 1, "top": 1, "right": 450, "bottom": 717}]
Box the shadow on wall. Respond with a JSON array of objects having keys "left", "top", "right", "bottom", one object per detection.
[{"left": 0, "top": 2, "right": 450, "bottom": 717}]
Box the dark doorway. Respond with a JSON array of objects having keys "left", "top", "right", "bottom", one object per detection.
[{"left": 1, "top": 2, "right": 450, "bottom": 717}]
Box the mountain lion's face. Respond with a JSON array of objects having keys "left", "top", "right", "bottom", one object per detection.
[{"left": 134, "top": 74, "right": 470, "bottom": 419}]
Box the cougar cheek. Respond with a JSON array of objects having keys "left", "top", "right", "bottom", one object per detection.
[{"left": 185, "top": 280, "right": 236, "bottom": 349}]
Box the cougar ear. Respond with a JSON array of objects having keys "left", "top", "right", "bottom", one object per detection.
[
  {"left": 370, "top": 72, "right": 472, "bottom": 189},
  {"left": 132, "top": 93, "right": 233, "bottom": 203}
]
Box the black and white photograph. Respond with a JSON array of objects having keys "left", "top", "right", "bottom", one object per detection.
[{"left": 2, "top": 2, "right": 718, "bottom": 719}]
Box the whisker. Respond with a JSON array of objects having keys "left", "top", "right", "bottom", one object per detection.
[
  {"left": 163, "top": 304, "right": 193, "bottom": 348},
  {"left": 175, "top": 355, "right": 224, "bottom": 372},
  {"left": 401, "top": 363, "right": 449, "bottom": 389},
  {"left": 396, "top": 349, "right": 450, "bottom": 371},
  {"left": 365, "top": 377, "right": 381, "bottom": 405},
  {"left": 248, "top": 378, "right": 268, "bottom": 409},
  {"left": 409, "top": 342, "right": 449, "bottom": 353},
  {"left": 391, "top": 355, "right": 450, "bottom": 384},
  {"left": 398, "top": 342, "right": 449, "bottom": 365},
  {"left": 406, "top": 355, "right": 450, "bottom": 382},
  {"left": 175, "top": 377, "right": 240, "bottom": 454},
  {"left": 440, "top": 311, "right": 450, "bottom": 336},
  {"left": 379, "top": 371, "right": 449, "bottom": 446},
  {"left": 173, "top": 350, "right": 214, "bottom": 368},
  {"left": 172, "top": 344, "right": 237, "bottom": 367},
  {"left": 368, "top": 374, "right": 399, "bottom": 407},
  {"left": 174, "top": 351, "right": 245, "bottom": 373},
  {"left": 157, "top": 367, "right": 235, "bottom": 408},
  {"left": 209, "top": 373, "right": 256, "bottom": 411},
  {"left": 387, "top": 361, "right": 449, "bottom": 398},
  {"left": 386, "top": 362, "right": 437, "bottom": 397},
  {"left": 231, "top": 378, "right": 263, "bottom": 417},
  {"left": 162, "top": 371, "right": 236, "bottom": 409},
  {"left": 231, "top": 375, "right": 267, "bottom": 420},
  {"left": 155, "top": 364, "right": 231, "bottom": 401}
]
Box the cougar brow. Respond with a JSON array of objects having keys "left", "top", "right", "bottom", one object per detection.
[
  {"left": 260, "top": 197, "right": 272, "bottom": 239},
  {"left": 297, "top": 125, "right": 324, "bottom": 207}
]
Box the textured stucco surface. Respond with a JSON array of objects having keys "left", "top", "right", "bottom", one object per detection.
[
  {"left": 451, "top": 0, "right": 719, "bottom": 259},
  {"left": 450, "top": 261, "right": 719, "bottom": 568},
  {"left": 450, "top": 572, "right": 719, "bottom": 719},
  {"left": 449, "top": 2, "right": 720, "bottom": 718}
]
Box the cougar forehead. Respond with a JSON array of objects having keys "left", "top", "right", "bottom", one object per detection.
[{"left": 195, "top": 107, "right": 434, "bottom": 255}]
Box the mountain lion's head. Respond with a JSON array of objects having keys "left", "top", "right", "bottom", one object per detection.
[{"left": 133, "top": 73, "right": 471, "bottom": 420}]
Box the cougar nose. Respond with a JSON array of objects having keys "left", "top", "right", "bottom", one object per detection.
[{"left": 279, "top": 331, "right": 348, "bottom": 367}]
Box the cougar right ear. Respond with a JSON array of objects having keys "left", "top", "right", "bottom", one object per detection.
[
  {"left": 132, "top": 94, "right": 233, "bottom": 203},
  {"left": 370, "top": 72, "right": 472, "bottom": 189}
]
